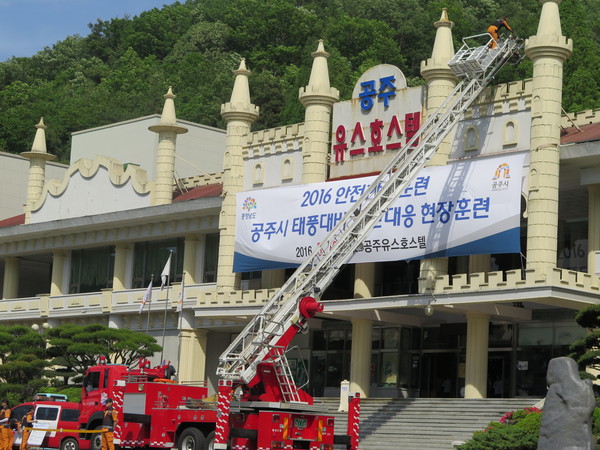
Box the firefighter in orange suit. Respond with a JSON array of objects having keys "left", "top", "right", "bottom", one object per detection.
[
  {"left": 1, "top": 400, "right": 11, "bottom": 450},
  {"left": 20, "top": 406, "right": 35, "bottom": 450},
  {"left": 101, "top": 398, "right": 118, "bottom": 450},
  {"left": 487, "top": 17, "right": 513, "bottom": 48}
]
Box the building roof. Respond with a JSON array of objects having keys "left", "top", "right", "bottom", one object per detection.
[
  {"left": 173, "top": 183, "right": 222, "bottom": 202},
  {"left": 561, "top": 122, "right": 600, "bottom": 144},
  {"left": 0, "top": 214, "right": 25, "bottom": 228}
]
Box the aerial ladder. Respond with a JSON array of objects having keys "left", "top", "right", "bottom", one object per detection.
[{"left": 214, "top": 32, "right": 524, "bottom": 449}]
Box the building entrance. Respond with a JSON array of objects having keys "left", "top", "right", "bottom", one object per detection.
[
  {"left": 419, "top": 351, "right": 459, "bottom": 398},
  {"left": 488, "top": 351, "right": 512, "bottom": 398}
]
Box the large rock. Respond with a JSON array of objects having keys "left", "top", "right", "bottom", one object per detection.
[{"left": 538, "top": 357, "right": 595, "bottom": 450}]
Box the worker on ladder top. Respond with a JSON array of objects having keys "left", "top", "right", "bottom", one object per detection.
[{"left": 488, "top": 17, "right": 513, "bottom": 49}]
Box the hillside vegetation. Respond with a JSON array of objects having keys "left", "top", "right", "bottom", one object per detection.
[{"left": 0, "top": 0, "right": 598, "bottom": 163}]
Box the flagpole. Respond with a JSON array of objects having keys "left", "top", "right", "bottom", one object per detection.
[
  {"left": 145, "top": 274, "right": 154, "bottom": 334},
  {"left": 159, "top": 251, "right": 173, "bottom": 364},
  {"left": 176, "top": 272, "right": 185, "bottom": 381},
  {"left": 160, "top": 282, "right": 170, "bottom": 363}
]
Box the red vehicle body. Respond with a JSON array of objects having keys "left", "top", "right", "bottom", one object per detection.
[
  {"left": 76, "top": 357, "right": 358, "bottom": 450},
  {"left": 11, "top": 401, "right": 89, "bottom": 450}
]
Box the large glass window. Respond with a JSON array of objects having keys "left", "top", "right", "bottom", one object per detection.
[
  {"left": 309, "top": 326, "right": 351, "bottom": 396},
  {"left": 133, "top": 239, "right": 184, "bottom": 288},
  {"left": 69, "top": 247, "right": 114, "bottom": 293},
  {"left": 370, "top": 327, "right": 419, "bottom": 394},
  {"left": 203, "top": 233, "right": 219, "bottom": 283},
  {"left": 557, "top": 219, "right": 588, "bottom": 272},
  {"left": 515, "top": 319, "right": 585, "bottom": 397}
]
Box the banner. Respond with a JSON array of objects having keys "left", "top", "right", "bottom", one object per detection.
[{"left": 234, "top": 153, "right": 526, "bottom": 272}]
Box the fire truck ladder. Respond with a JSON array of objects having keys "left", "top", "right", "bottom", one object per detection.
[{"left": 217, "top": 35, "right": 524, "bottom": 397}]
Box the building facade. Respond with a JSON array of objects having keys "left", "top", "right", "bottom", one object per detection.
[{"left": 1, "top": 0, "right": 599, "bottom": 400}]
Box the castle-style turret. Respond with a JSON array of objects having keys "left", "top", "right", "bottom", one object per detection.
[
  {"left": 418, "top": 9, "right": 458, "bottom": 291},
  {"left": 420, "top": 8, "right": 458, "bottom": 166},
  {"left": 21, "top": 118, "right": 56, "bottom": 224},
  {"left": 149, "top": 87, "right": 188, "bottom": 206},
  {"left": 524, "top": 0, "right": 573, "bottom": 276},
  {"left": 218, "top": 59, "right": 260, "bottom": 290},
  {"left": 299, "top": 40, "right": 339, "bottom": 183}
]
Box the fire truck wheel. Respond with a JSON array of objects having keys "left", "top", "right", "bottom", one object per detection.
[
  {"left": 60, "top": 438, "right": 79, "bottom": 450},
  {"left": 204, "top": 431, "right": 215, "bottom": 450},
  {"left": 177, "top": 428, "right": 205, "bottom": 450},
  {"left": 91, "top": 427, "right": 103, "bottom": 450}
]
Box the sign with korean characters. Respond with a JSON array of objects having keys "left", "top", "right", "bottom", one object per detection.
[
  {"left": 330, "top": 64, "right": 425, "bottom": 179},
  {"left": 233, "top": 152, "right": 526, "bottom": 272}
]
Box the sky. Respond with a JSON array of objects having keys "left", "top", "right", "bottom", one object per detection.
[{"left": 0, "top": 0, "right": 180, "bottom": 62}]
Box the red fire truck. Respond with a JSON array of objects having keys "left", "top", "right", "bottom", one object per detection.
[{"left": 76, "top": 298, "right": 359, "bottom": 450}]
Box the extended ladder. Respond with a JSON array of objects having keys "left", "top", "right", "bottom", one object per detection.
[{"left": 218, "top": 35, "right": 524, "bottom": 387}]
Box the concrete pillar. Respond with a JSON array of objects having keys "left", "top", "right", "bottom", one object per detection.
[
  {"left": 20, "top": 118, "right": 56, "bottom": 224},
  {"left": 524, "top": 0, "right": 572, "bottom": 276},
  {"left": 299, "top": 40, "right": 339, "bottom": 184},
  {"left": 183, "top": 236, "right": 199, "bottom": 285},
  {"left": 588, "top": 185, "right": 600, "bottom": 275},
  {"left": 108, "top": 314, "right": 125, "bottom": 329},
  {"left": 112, "top": 243, "right": 133, "bottom": 291},
  {"left": 178, "top": 328, "right": 208, "bottom": 384},
  {"left": 464, "top": 312, "right": 489, "bottom": 398},
  {"left": 217, "top": 60, "right": 259, "bottom": 290},
  {"left": 348, "top": 264, "right": 375, "bottom": 397},
  {"left": 354, "top": 263, "right": 375, "bottom": 299},
  {"left": 149, "top": 87, "right": 188, "bottom": 206},
  {"left": 3, "top": 256, "right": 20, "bottom": 299},
  {"left": 50, "top": 251, "right": 67, "bottom": 296},
  {"left": 419, "top": 258, "right": 448, "bottom": 292},
  {"left": 349, "top": 318, "right": 372, "bottom": 398}
]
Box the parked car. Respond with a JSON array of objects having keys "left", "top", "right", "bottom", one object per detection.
[{"left": 12, "top": 401, "right": 90, "bottom": 450}]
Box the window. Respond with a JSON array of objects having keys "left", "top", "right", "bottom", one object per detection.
[
  {"left": 60, "top": 409, "right": 79, "bottom": 422},
  {"left": 35, "top": 407, "right": 59, "bottom": 421},
  {"left": 84, "top": 371, "right": 100, "bottom": 391},
  {"left": 133, "top": 239, "right": 184, "bottom": 288},
  {"left": 69, "top": 246, "right": 115, "bottom": 293},
  {"left": 203, "top": 233, "right": 219, "bottom": 283}
]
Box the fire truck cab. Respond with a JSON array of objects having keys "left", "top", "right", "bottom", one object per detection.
[{"left": 78, "top": 358, "right": 216, "bottom": 450}]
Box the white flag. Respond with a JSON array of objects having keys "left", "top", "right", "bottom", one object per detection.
[
  {"left": 176, "top": 276, "right": 185, "bottom": 313},
  {"left": 139, "top": 280, "right": 153, "bottom": 314},
  {"left": 161, "top": 253, "right": 172, "bottom": 290}
]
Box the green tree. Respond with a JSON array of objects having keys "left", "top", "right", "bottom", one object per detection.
[
  {"left": 0, "top": 325, "right": 49, "bottom": 401},
  {"left": 44, "top": 324, "right": 162, "bottom": 382},
  {"left": 569, "top": 304, "right": 600, "bottom": 379}
]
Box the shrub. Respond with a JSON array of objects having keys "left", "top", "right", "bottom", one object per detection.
[{"left": 456, "top": 407, "right": 542, "bottom": 450}]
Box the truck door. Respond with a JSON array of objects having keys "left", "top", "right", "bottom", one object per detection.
[{"left": 34, "top": 405, "right": 61, "bottom": 438}]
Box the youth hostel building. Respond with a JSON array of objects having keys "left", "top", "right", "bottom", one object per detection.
[{"left": 1, "top": 0, "right": 599, "bottom": 400}]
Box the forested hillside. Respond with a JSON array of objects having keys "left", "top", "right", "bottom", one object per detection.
[{"left": 0, "top": 0, "right": 598, "bottom": 163}]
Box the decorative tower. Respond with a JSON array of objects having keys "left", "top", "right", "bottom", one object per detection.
[
  {"left": 299, "top": 40, "right": 339, "bottom": 183},
  {"left": 149, "top": 87, "right": 188, "bottom": 206},
  {"left": 524, "top": 0, "right": 572, "bottom": 276},
  {"left": 20, "top": 118, "right": 56, "bottom": 224},
  {"left": 218, "top": 59, "right": 259, "bottom": 290},
  {"left": 418, "top": 9, "right": 458, "bottom": 291},
  {"left": 420, "top": 7, "right": 458, "bottom": 166}
]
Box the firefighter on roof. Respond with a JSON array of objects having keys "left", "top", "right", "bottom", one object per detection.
[
  {"left": 101, "top": 398, "right": 118, "bottom": 450},
  {"left": 488, "top": 17, "right": 513, "bottom": 49}
]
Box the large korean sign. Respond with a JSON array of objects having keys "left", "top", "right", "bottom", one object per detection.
[
  {"left": 330, "top": 64, "right": 425, "bottom": 179},
  {"left": 233, "top": 152, "right": 526, "bottom": 272}
]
